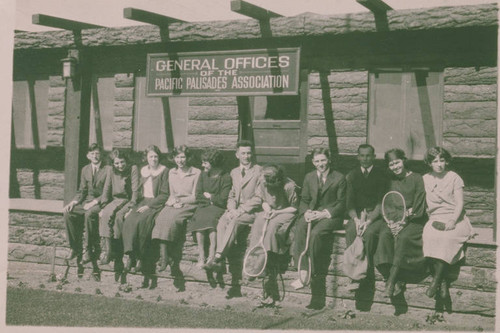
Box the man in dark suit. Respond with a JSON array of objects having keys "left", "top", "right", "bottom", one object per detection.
[
  {"left": 345, "top": 144, "right": 388, "bottom": 295},
  {"left": 293, "top": 147, "right": 346, "bottom": 310},
  {"left": 63, "top": 143, "right": 108, "bottom": 280}
]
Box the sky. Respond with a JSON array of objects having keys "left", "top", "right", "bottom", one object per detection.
[{"left": 13, "top": 0, "right": 497, "bottom": 32}]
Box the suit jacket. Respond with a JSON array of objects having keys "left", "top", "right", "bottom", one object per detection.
[
  {"left": 100, "top": 165, "right": 140, "bottom": 209},
  {"left": 227, "top": 164, "right": 263, "bottom": 214},
  {"left": 346, "top": 165, "right": 388, "bottom": 221},
  {"left": 137, "top": 164, "right": 170, "bottom": 210},
  {"left": 298, "top": 169, "right": 346, "bottom": 219},
  {"left": 72, "top": 163, "right": 108, "bottom": 204}
]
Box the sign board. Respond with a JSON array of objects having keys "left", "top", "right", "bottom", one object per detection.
[{"left": 146, "top": 48, "right": 300, "bottom": 97}]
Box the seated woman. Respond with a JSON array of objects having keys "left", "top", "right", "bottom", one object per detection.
[
  {"left": 98, "top": 149, "right": 139, "bottom": 281},
  {"left": 152, "top": 145, "right": 201, "bottom": 284},
  {"left": 249, "top": 164, "right": 298, "bottom": 303},
  {"left": 188, "top": 148, "right": 231, "bottom": 286},
  {"left": 376, "top": 148, "right": 427, "bottom": 298},
  {"left": 422, "top": 147, "right": 474, "bottom": 300},
  {"left": 121, "top": 145, "right": 169, "bottom": 289}
]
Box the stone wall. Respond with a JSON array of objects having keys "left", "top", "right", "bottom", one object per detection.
[
  {"left": 187, "top": 97, "right": 239, "bottom": 150},
  {"left": 113, "top": 73, "right": 135, "bottom": 148},
  {"left": 443, "top": 67, "right": 497, "bottom": 158},
  {"left": 8, "top": 210, "right": 496, "bottom": 316},
  {"left": 307, "top": 71, "right": 368, "bottom": 155}
]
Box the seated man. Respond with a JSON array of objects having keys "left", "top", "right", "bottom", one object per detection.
[
  {"left": 292, "top": 147, "right": 346, "bottom": 310},
  {"left": 63, "top": 143, "right": 108, "bottom": 281},
  {"left": 205, "top": 140, "right": 262, "bottom": 299},
  {"left": 345, "top": 144, "right": 388, "bottom": 293}
]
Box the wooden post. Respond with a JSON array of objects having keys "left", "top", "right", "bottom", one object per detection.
[
  {"left": 230, "top": 0, "right": 281, "bottom": 20},
  {"left": 32, "top": 14, "right": 103, "bottom": 30},
  {"left": 63, "top": 49, "right": 92, "bottom": 204},
  {"left": 123, "top": 8, "right": 185, "bottom": 26}
]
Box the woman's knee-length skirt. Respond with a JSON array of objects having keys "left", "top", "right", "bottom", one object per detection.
[
  {"left": 99, "top": 198, "right": 128, "bottom": 238},
  {"left": 152, "top": 204, "right": 197, "bottom": 241},
  {"left": 423, "top": 215, "right": 474, "bottom": 264},
  {"left": 187, "top": 205, "right": 225, "bottom": 233}
]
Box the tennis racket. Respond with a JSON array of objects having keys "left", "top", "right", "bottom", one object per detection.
[
  {"left": 382, "top": 191, "right": 407, "bottom": 236},
  {"left": 262, "top": 269, "right": 286, "bottom": 302},
  {"left": 243, "top": 218, "right": 270, "bottom": 277},
  {"left": 297, "top": 221, "right": 312, "bottom": 286}
]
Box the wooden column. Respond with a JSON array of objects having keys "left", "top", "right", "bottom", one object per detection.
[{"left": 63, "top": 49, "right": 92, "bottom": 204}]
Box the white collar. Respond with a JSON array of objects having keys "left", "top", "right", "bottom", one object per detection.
[
  {"left": 317, "top": 168, "right": 329, "bottom": 179},
  {"left": 361, "top": 165, "right": 373, "bottom": 174},
  {"left": 240, "top": 164, "right": 251, "bottom": 171},
  {"left": 92, "top": 163, "right": 101, "bottom": 171},
  {"left": 141, "top": 164, "right": 166, "bottom": 178}
]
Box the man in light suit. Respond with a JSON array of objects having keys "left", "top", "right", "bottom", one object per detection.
[
  {"left": 205, "top": 140, "right": 262, "bottom": 298},
  {"left": 292, "top": 147, "right": 346, "bottom": 310},
  {"left": 63, "top": 143, "right": 108, "bottom": 280}
]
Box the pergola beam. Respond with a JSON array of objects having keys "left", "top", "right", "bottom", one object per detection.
[
  {"left": 230, "top": 0, "right": 282, "bottom": 20},
  {"left": 123, "top": 7, "right": 185, "bottom": 26},
  {"left": 32, "top": 14, "right": 103, "bottom": 30},
  {"left": 356, "top": 0, "right": 393, "bottom": 14}
]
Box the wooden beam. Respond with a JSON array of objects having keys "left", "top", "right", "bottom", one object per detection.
[
  {"left": 123, "top": 8, "right": 185, "bottom": 26},
  {"left": 231, "top": 0, "right": 282, "bottom": 20},
  {"left": 356, "top": 0, "right": 392, "bottom": 14},
  {"left": 32, "top": 14, "right": 103, "bottom": 30}
]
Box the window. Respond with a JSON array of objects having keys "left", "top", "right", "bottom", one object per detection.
[
  {"left": 134, "top": 76, "right": 188, "bottom": 152},
  {"left": 251, "top": 96, "right": 300, "bottom": 120},
  {"left": 368, "top": 71, "right": 443, "bottom": 159},
  {"left": 12, "top": 77, "right": 49, "bottom": 149}
]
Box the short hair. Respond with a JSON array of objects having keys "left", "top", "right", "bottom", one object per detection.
[
  {"left": 171, "top": 145, "right": 193, "bottom": 166},
  {"left": 261, "top": 164, "right": 285, "bottom": 189},
  {"left": 311, "top": 147, "right": 330, "bottom": 160},
  {"left": 424, "top": 146, "right": 452, "bottom": 165},
  {"left": 236, "top": 140, "right": 253, "bottom": 150},
  {"left": 201, "top": 148, "right": 224, "bottom": 168},
  {"left": 384, "top": 148, "right": 407, "bottom": 165},
  {"left": 357, "top": 144, "right": 375, "bottom": 155},
  {"left": 110, "top": 149, "right": 129, "bottom": 163},
  {"left": 88, "top": 143, "right": 102, "bottom": 153},
  {"left": 143, "top": 145, "right": 162, "bottom": 162}
]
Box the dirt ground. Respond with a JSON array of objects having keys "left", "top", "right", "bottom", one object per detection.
[{"left": 6, "top": 260, "right": 495, "bottom": 331}]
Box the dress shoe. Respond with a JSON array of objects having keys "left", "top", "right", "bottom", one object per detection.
[
  {"left": 77, "top": 264, "right": 84, "bottom": 278},
  {"left": 439, "top": 280, "right": 449, "bottom": 299},
  {"left": 149, "top": 276, "right": 158, "bottom": 290},
  {"left": 92, "top": 270, "right": 101, "bottom": 282},
  {"left": 225, "top": 286, "right": 242, "bottom": 299}
]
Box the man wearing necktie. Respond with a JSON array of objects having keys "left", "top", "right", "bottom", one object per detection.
[
  {"left": 292, "top": 147, "right": 346, "bottom": 310},
  {"left": 63, "top": 143, "right": 108, "bottom": 281},
  {"left": 205, "top": 140, "right": 262, "bottom": 299},
  {"left": 344, "top": 144, "right": 389, "bottom": 303}
]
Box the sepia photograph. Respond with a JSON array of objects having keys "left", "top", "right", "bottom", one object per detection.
[{"left": 2, "top": 0, "right": 498, "bottom": 331}]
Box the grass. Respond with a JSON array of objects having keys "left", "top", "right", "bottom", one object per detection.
[{"left": 5, "top": 287, "right": 487, "bottom": 330}]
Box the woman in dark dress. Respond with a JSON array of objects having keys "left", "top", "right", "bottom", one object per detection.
[
  {"left": 188, "top": 149, "right": 231, "bottom": 267},
  {"left": 98, "top": 149, "right": 139, "bottom": 281},
  {"left": 121, "top": 145, "right": 169, "bottom": 289},
  {"left": 375, "top": 148, "right": 427, "bottom": 298}
]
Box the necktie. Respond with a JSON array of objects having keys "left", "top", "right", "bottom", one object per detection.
[
  {"left": 363, "top": 169, "right": 369, "bottom": 178},
  {"left": 241, "top": 168, "right": 246, "bottom": 178}
]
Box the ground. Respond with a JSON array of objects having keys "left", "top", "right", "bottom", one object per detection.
[{"left": 5, "top": 261, "right": 495, "bottom": 331}]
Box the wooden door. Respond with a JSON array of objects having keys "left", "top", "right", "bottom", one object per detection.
[{"left": 250, "top": 72, "right": 308, "bottom": 183}]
